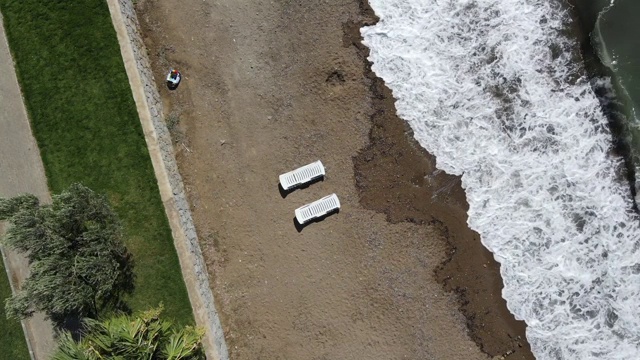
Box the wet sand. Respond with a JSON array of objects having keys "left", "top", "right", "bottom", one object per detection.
[{"left": 136, "top": 0, "right": 533, "bottom": 358}]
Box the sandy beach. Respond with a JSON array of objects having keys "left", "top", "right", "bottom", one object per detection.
[{"left": 136, "top": 0, "right": 534, "bottom": 358}]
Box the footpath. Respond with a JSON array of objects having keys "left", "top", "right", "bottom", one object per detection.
[{"left": 0, "top": 11, "right": 56, "bottom": 360}]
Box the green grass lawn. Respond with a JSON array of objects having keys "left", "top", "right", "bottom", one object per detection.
[
  {"left": 0, "top": 261, "right": 30, "bottom": 360},
  {"left": 0, "top": 0, "right": 193, "bottom": 325}
]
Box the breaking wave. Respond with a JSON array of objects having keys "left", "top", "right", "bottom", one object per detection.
[{"left": 361, "top": 0, "right": 640, "bottom": 358}]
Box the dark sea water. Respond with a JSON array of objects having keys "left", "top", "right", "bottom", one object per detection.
[{"left": 572, "top": 0, "right": 640, "bottom": 200}]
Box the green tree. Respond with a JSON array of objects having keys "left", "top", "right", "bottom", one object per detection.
[
  {"left": 0, "top": 183, "right": 134, "bottom": 325},
  {"left": 53, "top": 307, "right": 205, "bottom": 360}
]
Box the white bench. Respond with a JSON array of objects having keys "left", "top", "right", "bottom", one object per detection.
[
  {"left": 279, "top": 160, "right": 325, "bottom": 191},
  {"left": 294, "top": 193, "right": 341, "bottom": 225}
]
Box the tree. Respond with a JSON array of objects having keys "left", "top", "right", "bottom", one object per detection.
[
  {"left": 0, "top": 183, "right": 134, "bottom": 325},
  {"left": 52, "top": 307, "right": 205, "bottom": 360}
]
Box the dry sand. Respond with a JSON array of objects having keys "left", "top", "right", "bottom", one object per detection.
[{"left": 137, "top": 0, "right": 534, "bottom": 359}]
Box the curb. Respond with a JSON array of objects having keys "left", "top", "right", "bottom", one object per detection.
[{"left": 105, "top": 1, "right": 229, "bottom": 359}]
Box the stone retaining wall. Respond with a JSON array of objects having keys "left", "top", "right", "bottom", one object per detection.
[{"left": 106, "top": 1, "right": 229, "bottom": 359}]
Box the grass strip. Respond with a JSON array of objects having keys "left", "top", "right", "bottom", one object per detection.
[
  {"left": 0, "top": 260, "right": 30, "bottom": 360},
  {"left": 0, "top": 0, "right": 193, "bottom": 325}
]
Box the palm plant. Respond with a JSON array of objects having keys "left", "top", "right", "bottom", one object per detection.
[{"left": 52, "top": 307, "right": 205, "bottom": 360}]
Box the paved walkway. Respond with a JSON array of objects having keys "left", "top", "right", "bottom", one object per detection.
[{"left": 0, "top": 11, "right": 56, "bottom": 360}]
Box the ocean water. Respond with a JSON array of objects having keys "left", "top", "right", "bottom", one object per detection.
[
  {"left": 361, "top": 0, "right": 640, "bottom": 359},
  {"left": 586, "top": 0, "right": 640, "bottom": 197},
  {"left": 592, "top": 0, "right": 640, "bottom": 123}
]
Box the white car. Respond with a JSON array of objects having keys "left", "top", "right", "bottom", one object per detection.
[{"left": 166, "top": 69, "right": 181, "bottom": 89}]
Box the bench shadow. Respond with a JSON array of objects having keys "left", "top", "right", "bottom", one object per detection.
[
  {"left": 293, "top": 208, "right": 340, "bottom": 233},
  {"left": 278, "top": 177, "right": 324, "bottom": 199}
]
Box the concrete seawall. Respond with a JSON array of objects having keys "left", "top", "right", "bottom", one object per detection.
[{"left": 105, "top": 1, "right": 229, "bottom": 359}]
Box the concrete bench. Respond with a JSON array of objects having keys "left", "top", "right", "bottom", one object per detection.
[
  {"left": 279, "top": 160, "right": 325, "bottom": 191},
  {"left": 294, "top": 193, "right": 341, "bottom": 225}
]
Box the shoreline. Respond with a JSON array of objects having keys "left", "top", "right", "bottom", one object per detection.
[
  {"left": 137, "top": 0, "right": 533, "bottom": 358},
  {"left": 348, "top": 3, "right": 534, "bottom": 359}
]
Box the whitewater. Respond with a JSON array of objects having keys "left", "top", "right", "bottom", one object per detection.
[{"left": 361, "top": 0, "right": 640, "bottom": 359}]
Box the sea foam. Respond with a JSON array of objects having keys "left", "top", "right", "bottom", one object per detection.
[{"left": 361, "top": 0, "right": 640, "bottom": 358}]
